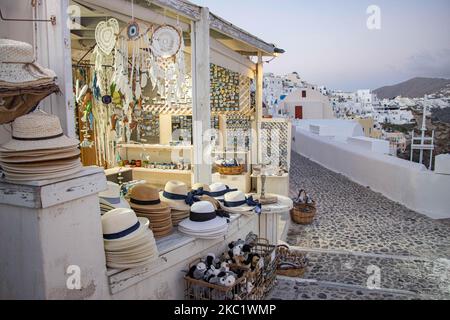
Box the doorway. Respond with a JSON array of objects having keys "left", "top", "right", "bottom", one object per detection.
[{"left": 295, "top": 106, "right": 303, "bottom": 119}]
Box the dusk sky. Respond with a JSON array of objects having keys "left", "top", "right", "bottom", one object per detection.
[{"left": 196, "top": 0, "right": 450, "bottom": 91}]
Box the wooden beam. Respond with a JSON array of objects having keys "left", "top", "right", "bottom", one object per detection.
[
  {"left": 209, "top": 13, "right": 276, "bottom": 56},
  {"left": 77, "top": 0, "right": 190, "bottom": 32},
  {"left": 191, "top": 8, "right": 211, "bottom": 184},
  {"left": 143, "top": 0, "right": 201, "bottom": 21}
]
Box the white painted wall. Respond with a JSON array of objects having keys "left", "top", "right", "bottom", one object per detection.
[
  {"left": 280, "top": 88, "right": 334, "bottom": 120},
  {"left": 293, "top": 127, "right": 450, "bottom": 219}
]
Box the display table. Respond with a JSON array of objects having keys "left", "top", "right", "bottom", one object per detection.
[{"left": 254, "top": 194, "right": 293, "bottom": 244}]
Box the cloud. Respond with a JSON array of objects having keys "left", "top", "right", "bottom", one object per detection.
[{"left": 403, "top": 48, "right": 450, "bottom": 79}]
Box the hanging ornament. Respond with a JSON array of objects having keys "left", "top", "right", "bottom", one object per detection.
[
  {"left": 95, "top": 18, "right": 119, "bottom": 55},
  {"left": 127, "top": 21, "right": 140, "bottom": 40},
  {"left": 151, "top": 25, "right": 181, "bottom": 59}
]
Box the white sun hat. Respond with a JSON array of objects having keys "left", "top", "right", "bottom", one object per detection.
[
  {"left": 221, "top": 191, "right": 260, "bottom": 214},
  {"left": 99, "top": 181, "right": 130, "bottom": 212},
  {"left": 178, "top": 201, "right": 228, "bottom": 238},
  {"left": 101, "top": 208, "right": 150, "bottom": 243},
  {"left": 0, "top": 39, "right": 57, "bottom": 86},
  {"left": 159, "top": 180, "right": 191, "bottom": 211},
  {"left": 0, "top": 111, "right": 79, "bottom": 152},
  {"left": 207, "top": 182, "right": 237, "bottom": 201}
]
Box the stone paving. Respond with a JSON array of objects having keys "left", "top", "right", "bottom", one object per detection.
[{"left": 268, "top": 152, "right": 450, "bottom": 300}]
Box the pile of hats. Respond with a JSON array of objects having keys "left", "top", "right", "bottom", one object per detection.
[
  {"left": 102, "top": 208, "right": 159, "bottom": 269},
  {"left": 99, "top": 181, "right": 130, "bottom": 215},
  {"left": 178, "top": 201, "right": 229, "bottom": 239},
  {"left": 159, "top": 180, "right": 192, "bottom": 226},
  {"left": 130, "top": 184, "right": 173, "bottom": 238},
  {"left": 221, "top": 191, "right": 261, "bottom": 216},
  {"left": 0, "top": 39, "right": 59, "bottom": 125},
  {"left": 207, "top": 182, "right": 237, "bottom": 202},
  {"left": 0, "top": 112, "right": 82, "bottom": 182}
]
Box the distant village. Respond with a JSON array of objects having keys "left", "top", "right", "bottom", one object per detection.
[{"left": 263, "top": 72, "right": 450, "bottom": 163}]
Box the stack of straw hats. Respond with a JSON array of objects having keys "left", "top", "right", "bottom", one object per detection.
[
  {"left": 0, "top": 39, "right": 59, "bottom": 125},
  {"left": 178, "top": 201, "right": 229, "bottom": 239},
  {"left": 0, "top": 112, "right": 82, "bottom": 182},
  {"left": 102, "top": 208, "right": 159, "bottom": 269},
  {"left": 160, "top": 181, "right": 191, "bottom": 225},
  {"left": 221, "top": 191, "right": 260, "bottom": 216},
  {"left": 130, "top": 184, "right": 173, "bottom": 238},
  {"left": 99, "top": 181, "right": 130, "bottom": 215}
]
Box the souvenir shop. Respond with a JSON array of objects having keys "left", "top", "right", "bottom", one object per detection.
[{"left": 0, "top": 0, "right": 300, "bottom": 300}]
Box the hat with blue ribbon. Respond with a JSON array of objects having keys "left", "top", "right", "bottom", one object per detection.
[
  {"left": 159, "top": 180, "right": 196, "bottom": 211},
  {"left": 207, "top": 182, "right": 238, "bottom": 201},
  {"left": 221, "top": 191, "right": 262, "bottom": 215}
]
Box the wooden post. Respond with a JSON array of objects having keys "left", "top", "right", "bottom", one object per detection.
[
  {"left": 35, "top": 0, "right": 76, "bottom": 138},
  {"left": 255, "top": 52, "right": 264, "bottom": 165},
  {"left": 191, "top": 8, "right": 211, "bottom": 184}
]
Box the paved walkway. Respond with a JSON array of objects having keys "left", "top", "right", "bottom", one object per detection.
[{"left": 268, "top": 152, "right": 450, "bottom": 300}]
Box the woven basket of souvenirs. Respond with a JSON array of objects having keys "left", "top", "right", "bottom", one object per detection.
[
  {"left": 276, "top": 245, "right": 309, "bottom": 277},
  {"left": 290, "top": 189, "right": 316, "bottom": 225}
]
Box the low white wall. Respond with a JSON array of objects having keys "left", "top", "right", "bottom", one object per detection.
[{"left": 293, "top": 127, "right": 450, "bottom": 219}]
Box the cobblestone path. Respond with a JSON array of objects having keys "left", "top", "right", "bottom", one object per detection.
[{"left": 268, "top": 152, "right": 450, "bottom": 300}]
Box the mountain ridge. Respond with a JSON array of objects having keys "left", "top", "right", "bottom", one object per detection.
[{"left": 373, "top": 77, "right": 450, "bottom": 99}]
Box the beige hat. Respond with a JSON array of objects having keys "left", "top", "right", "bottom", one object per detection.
[
  {"left": 0, "top": 39, "right": 59, "bottom": 124},
  {"left": 130, "top": 183, "right": 168, "bottom": 212},
  {"left": 191, "top": 183, "right": 211, "bottom": 193},
  {"left": 0, "top": 111, "right": 79, "bottom": 152},
  {"left": 221, "top": 191, "right": 258, "bottom": 214},
  {"left": 159, "top": 180, "right": 191, "bottom": 211},
  {"left": 99, "top": 181, "right": 130, "bottom": 213}
]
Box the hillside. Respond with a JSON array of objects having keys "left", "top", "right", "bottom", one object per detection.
[{"left": 373, "top": 77, "right": 450, "bottom": 99}]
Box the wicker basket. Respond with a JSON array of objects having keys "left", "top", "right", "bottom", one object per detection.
[
  {"left": 291, "top": 189, "right": 316, "bottom": 225},
  {"left": 217, "top": 164, "right": 245, "bottom": 175},
  {"left": 184, "top": 259, "right": 251, "bottom": 300},
  {"left": 276, "top": 245, "right": 308, "bottom": 277},
  {"left": 229, "top": 238, "right": 279, "bottom": 299}
]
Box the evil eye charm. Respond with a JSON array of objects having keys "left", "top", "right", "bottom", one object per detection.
[
  {"left": 102, "top": 95, "right": 112, "bottom": 105},
  {"left": 127, "top": 21, "right": 139, "bottom": 40}
]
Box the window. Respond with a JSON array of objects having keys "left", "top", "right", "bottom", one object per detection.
[{"left": 302, "top": 90, "right": 306, "bottom": 98}]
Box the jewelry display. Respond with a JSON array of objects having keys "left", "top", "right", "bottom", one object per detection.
[{"left": 210, "top": 64, "right": 240, "bottom": 112}]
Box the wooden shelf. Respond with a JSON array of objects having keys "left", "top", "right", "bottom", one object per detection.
[
  {"left": 132, "top": 167, "right": 192, "bottom": 175},
  {"left": 118, "top": 143, "right": 193, "bottom": 151}
]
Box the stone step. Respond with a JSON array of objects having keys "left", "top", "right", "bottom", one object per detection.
[
  {"left": 268, "top": 277, "right": 421, "bottom": 300},
  {"left": 290, "top": 247, "right": 450, "bottom": 299}
]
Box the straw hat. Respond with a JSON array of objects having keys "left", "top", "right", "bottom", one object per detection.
[
  {"left": 99, "top": 181, "right": 130, "bottom": 213},
  {"left": 191, "top": 183, "right": 211, "bottom": 193},
  {"left": 178, "top": 201, "right": 228, "bottom": 239},
  {"left": 0, "top": 39, "right": 57, "bottom": 86},
  {"left": 0, "top": 112, "right": 79, "bottom": 152},
  {"left": 221, "top": 191, "right": 257, "bottom": 214},
  {"left": 208, "top": 182, "right": 237, "bottom": 201},
  {"left": 159, "top": 180, "right": 191, "bottom": 211},
  {"left": 102, "top": 208, "right": 150, "bottom": 243},
  {"left": 102, "top": 208, "right": 159, "bottom": 269},
  {"left": 0, "top": 39, "right": 59, "bottom": 124},
  {"left": 130, "top": 183, "right": 168, "bottom": 212}
]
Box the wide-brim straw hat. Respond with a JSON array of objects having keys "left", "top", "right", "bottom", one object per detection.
[
  {"left": 0, "top": 39, "right": 57, "bottom": 86},
  {"left": 220, "top": 191, "right": 256, "bottom": 214},
  {"left": 0, "top": 111, "right": 79, "bottom": 152},
  {"left": 191, "top": 183, "right": 211, "bottom": 193},
  {"left": 130, "top": 183, "right": 169, "bottom": 212},
  {"left": 2, "top": 164, "right": 82, "bottom": 182},
  {"left": 0, "top": 147, "right": 80, "bottom": 163},
  {"left": 102, "top": 208, "right": 150, "bottom": 243},
  {"left": 208, "top": 182, "right": 237, "bottom": 201},
  {"left": 99, "top": 181, "right": 130, "bottom": 211},
  {"left": 159, "top": 180, "right": 191, "bottom": 211}
]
